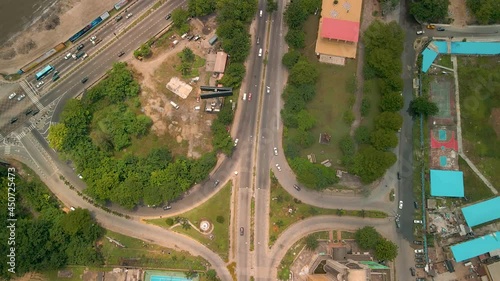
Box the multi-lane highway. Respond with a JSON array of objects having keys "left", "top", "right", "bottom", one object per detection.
[{"left": 2, "top": 0, "right": 500, "bottom": 280}]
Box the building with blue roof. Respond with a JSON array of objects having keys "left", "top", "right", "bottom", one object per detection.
[
  {"left": 430, "top": 169, "right": 464, "bottom": 197},
  {"left": 461, "top": 197, "right": 500, "bottom": 228},
  {"left": 451, "top": 231, "right": 500, "bottom": 262}
]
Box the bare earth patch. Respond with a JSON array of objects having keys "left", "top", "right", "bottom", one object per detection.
[
  {"left": 490, "top": 108, "right": 500, "bottom": 138},
  {"left": 448, "top": 0, "right": 471, "bottom": 26},
  {"left": 0, "top": 0, "right": 118, "bottom": 74},
  {"left": 128, "top": 32, "right": 215, "bottom": 159}
]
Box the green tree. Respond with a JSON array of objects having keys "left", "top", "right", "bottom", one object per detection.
[
  {"left": 467, "top": 0, "right": 500, "bottom": 24},
  {"left": 354, "top": 126, "right": 371, "bottom": 144},
  {"left": 375, "top": 111, "right": 403, "bottom": 131},
  {"left": 216, "top": 215, "right": 225, "bottom": 224},
  {"left": 188, "top": 0, "right": 216, "bottom": 17},
  {"left": 297, "top": 110, "right": 316, "bottom": 130},
  {"left": 289, "top": 158, "right": 338, "bottom": 189},
  {"left": 179, "top": 62, "right": 192, "bottom": 76},
  {"left": 361, "top": 98, "right": 371, "bottom": 117},
  {"left": 305, "top": 235, "right": 319, "bottom": 250},
  {"left": 408, "top": 95, "right": 439, "bottom": 117},
  {"left": 282, "top": 50, "right": 302, "bottom": 69},
  {"left": 380, "top": 92, "right": 404, "bottom": 112},
  {"left": 355, "top": 226, "right": 382, "bottom": 249},
  {"left": 276, "top": 220, "right": 284, "bottom": 227},
  {"left": 285, "top": 29, "right": 306, "bottom": 49},
  {"left": 172, "top": 8, "right": 190, "bottom": 30},
  {"left": 48, "top": 123, "right": 69, "bottom": 151},
  {"left": 371, "top": 129, "right": 398, "bottom": 150},
  {"left": 267, "top": 0, "right": 278, "bottom": 13},
  {"left": 374, "top": 238, "right": 398, "bottom": 261},
  {"left": 180, "top": 47, "right": 195, "bottom": 62},
  {"left": 410, "top": 0, "right": 450, "bottom": 23},
  {"left": 166, "top": 218, "right": 174, "bottom": 226},
  {"left": 219, "top": 63, "right": 246, "bottom": 88},
  {"left": 133, "top": 43, "right": 152, "bottom": 59},
  {"left": 206, "top": 269, "right": 219, "bottom": 280},
  {"left": 289, "top": 58, "right": 319, "bottom": 86},
  {"left": 351, "top": 146, "right": 397, "bottom": 183}
]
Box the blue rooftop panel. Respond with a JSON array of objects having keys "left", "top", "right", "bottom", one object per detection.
[
  {"left": 451, "top": 42, "right": 500, "bottom": 55},
  {"left": 461, "top": 197, "right": 500, "bottom": 227},
  {"left": 430, "top": 169, "right": 464, "bottom": 197},
  {"left": 422, "top": 48, "right": 439, "bottom": 73},
  {"left": 434, "top": 41, "right": 448, "bottom": 53},
  {"left": 451, "top": 231, "right": 500, "bottom": 262}
]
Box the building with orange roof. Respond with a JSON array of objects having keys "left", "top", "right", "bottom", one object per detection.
[{"left": 315, "top": 0, "right": 363, "bottom": 65}]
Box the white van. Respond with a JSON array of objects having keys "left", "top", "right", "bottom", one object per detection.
[
  {"left": 170, "top": 101, "right": 180, "bottom": 109},
  {"left": 259, "top": 10, "right": 263, "bottom": 17},
  {"left": 258, "top": 48, "right": 263, "bottom": 57},
  {"left": 243, "top": 93, "right": 247, "bottom": 100}
]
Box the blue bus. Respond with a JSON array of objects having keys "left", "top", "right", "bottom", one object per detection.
[{"left": 35, "top": 65, "right": 54, "bottom": 80}]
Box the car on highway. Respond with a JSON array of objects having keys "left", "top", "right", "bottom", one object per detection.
[
  {"left": 410, "top": 267, "right": 416, "bottom": 276},
  {"left": 10, "top": 118, "right": 18, "bottom": 124},
  {"left": 273, "top": 147, "right": 278, "bottom": 156},
  {"left": 126, "top": 13, "right": 133, "bottom": 19},
  {"left": 415, "top": 264, "right": 425, "bottom": 268},
  {"left": 90, "top": 36, "right": 97, "bottom": 41},
  {"left": 242, "top": 93, "right": 247, "bottom": 100},
  {"left": 76, "top": 44, "right": 84, "bottom": 51},
  {"left": 266, "top": 86, "right": 270, "bottom": 94},
  {"left": 293, "top": 184, "right": 301, "bottom": 191},
  {"left": 259, "top": 10, "right": 263, "bottom": 17},
  {"left": 437, "top": 27, "right": 445, "bottom": 31},
  {"left": 258, "top": 48, "right": 262, "bottom": 57},
  {"left": 81, "top": 77, "right": 88, "bottom": 84},
  {"left": 257, "top": 37, "right": 260, "bottom": 44},
  {"left": 414, "top": 219, "right": 423, "bottom": 224},
  {"left": 32, "top": 109, "right": 39, "bottom": 116},
  {"left": 397, "top": 172, "right": 401, "bottom": 180},
  {"left": 426, "top": 24, "right": 435, "bottom": 29},
  {"left": 65, "top": 52, "right": 72, "bottom": 59},
  {"left": 8, "top": 93, "right": 16, "bottom": 99},
  {"left": 234, "top": 138, "right": 239, "bottom": 146},
  {"left": 163, "top": 205, "right": 172, "bottom": 210},
  {"left": 82, "top": 53, "right": 88, "bottom": 59},
  {"left": 25, "top": 108, "right": 33, "bottom": 115},
  {"left": 118, "top": 51, "right": 125, "bottom": 57},
  {"left": 165, "top": 13, "right": 171, "bottom": 20},
  {"left": 415, "top": 249, "right": 424, "bottom": 254},
  {"left": 399, "top": 200, "right": 403, "bottom": 209},
  {"left": 115, "top": 15, "right": 123, "bottom": 22},
  {"left": 248, "top": 93, "right": 252, "bottom": 101},
  {"left": 17, "top": 94, "right": 26, "bottom": 101},
  {"left": 240, "top": 227, "right": 244, "bottom": 236},
  {"left": 214, "top": 180, "right": 220, "bottom": 187},
  {"left": 413, "top": 240, "right": 423, "bottom": 245},
  {"left": 416, "top": 30, "right": 424, "bottom": 35},
  {"left": 275, "top": 164, "right": 282, "bottom": 172}
]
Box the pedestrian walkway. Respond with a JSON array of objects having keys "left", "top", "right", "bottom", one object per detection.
[{"left": 19, "top": 79, "right": 44, "bottom": 110}]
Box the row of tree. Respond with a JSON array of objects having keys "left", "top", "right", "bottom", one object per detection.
[
  {"left": 355, "top": 226, "right": 398, "bottom": 261},
  {"left": 466, "top": 0, "right": 500, "bottom": 24},
  {"left": 280, "top": 0, "right": 338, "bottom": 190},
  {"left": 0, "top": 166, "right": 104, "bottom": 279},
  {"left": 48, "top": 63, "right": 217, "bottom": 208},
  {"left": 410, "top": 0, "right": 450, "bottom": 23}
]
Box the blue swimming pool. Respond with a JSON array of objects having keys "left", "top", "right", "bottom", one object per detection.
[
  {"left": 144, "top": 270, "right": 198, "bottom": 281},
  {"left": 150, "top": 276, "right": 190, "bottom": 281}
]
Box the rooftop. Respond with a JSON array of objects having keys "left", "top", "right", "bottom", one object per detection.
[
  {"left": 315, "top": 0, "right": 363, "bottom": 59},
  {"left": 486, "top": 261, "right": 500, "bottom": 281},
  {"left": 213, "top": 51, "right": 228, "bottom": 73},
  {"left": 461, "top": 197, "right": 500, "bottom": 228},
  {"left": 450, "top": 231, "right": 500, "bottom": 262},
  {"left": 430, "top": 169, "right": 464, "bottom": 197}
]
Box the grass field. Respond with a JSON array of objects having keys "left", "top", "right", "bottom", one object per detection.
[
  {"left": 457, "top": 56, "right": 500, "bottom": 191},
  {"left": 269, "top": 173, "right": 387, "bottom": 246},
  {"left": 295, "top": 16, "right": 357, "bottom": 165},
  {"left": 147, "top": 182, "right": 232, "bottom": 261},
  {"left": 459, "top": 157, "right": 494, "bottom": 202},
  {"left": 436, "top": 55, "right": 453, "bottom": 69}
]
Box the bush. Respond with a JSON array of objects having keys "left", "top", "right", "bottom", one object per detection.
[
  {"left": 343, "top": 110, "right": 355, "bottom": 125},
  {"left": 133, "top": 43, "right": 152, "bottom": 59},
  {"left": 166, "top": 218, "right": 174, "bottom": 226},
  {"left": 360, "top": 98, "right": 371, "bottom": 117},
  {"left": 282, "top": 50, "right": 302, "bottom": 69},
  {"left": 354, "top": 126, "right": 371, "bottom": 144},
  {"left": 216, "top": 215, "right": 225, "bottom": 224}
]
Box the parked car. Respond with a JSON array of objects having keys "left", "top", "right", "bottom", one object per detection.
[
  {"left": 214, "top": 180, "right": 220, "bottom": 187},
  {"left": 416, "top": 278, "right": 426, "bottom": 281},
  {"left": 416, "top": 30, "right": 424, "bottom": 35},
  {"left": 17, "top": 94, "right": 26, "bottom": 101},
  {"left": 10, "top": 118, "right": 18, "bottom": 124},
  {"left": 8, "top": 93, "right": 17, "bottom": 99},
  {"left": 415, "top": 264, "right": 425, "bottom": 268},
  {"left": 410, "top": 267, "right": 416, "bottom": 276},
  {"left": 414, "top": 219, "right": 423, "bottom": 224},
  {"left": 414, "top": 201, "right": 418, "bottom": 209},
  {"left": 163, "top": 205, "right": 172, "bottom": 210},
  {"left": 413, "top": 240, "right": 423, "bottom": 245},
  {"left": 240, "top": 227, "right": 244, "bottom": 236},
  {"left": 399, "top": 200, "right": 403, "bottom": 209},
  {"left": 437, "top": 27, "right": 445, "bottom": 31},
  {"left": 32, "top": 109, "right": 40, "bottom": 116},
  {"left": 293, "top": 184, "right": 301, "bottom": 191},
  {"left": 275, "top": 164, "right": 282, "bottom": 172},
  {"left": 415, "top": 258, "right": 424, "bottom": 263},
  {"left": 273, "top": 147, "right": 278, "bottom": 156},
  {"left": 234, "top": 138, "right": 239, "bottom": 146},
  {"left": 415, "top": 249, "right": 424, "bottom": 254},
  {"left": 426, "top": 24, "right": 435, "bottom": 29},
  {"left": 415, "top": 253, "right": 424, "bottom": 258},
  {"left": 25, "top": 108, "right": 33, "bottom": 115},
  {"left": 397, "top": 172, "right": 401, "bottom": 180}
]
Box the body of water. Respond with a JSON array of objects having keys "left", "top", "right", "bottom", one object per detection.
[{"left": 0, "top": 0, "right": 59, "bottom": 46}]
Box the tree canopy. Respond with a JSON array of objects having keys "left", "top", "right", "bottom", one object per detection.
[
  {"left": 351, "top": 146, "right": 397, "bottom": 183},
  {"left": 355, "top": 226, "right": 398, "bottom": 261},
  {"left": 375, "top": 111, "right": 403, "bottom": 131},
  {"left": 467, "top": 0, "right": 500, "bottom": 24},
  {"left": 188, "top": 0, "right": 216, "bottom": 17},
  {"left": 290, "top": 158, "right": 338, "bottom": 189},
  {"left": 380, "top": 92, "right": 404, "bottom": 112},
  {"left": 408, "top": 95, "right": 439, "bottom": 117},
  {"left": 410, "top": 0, "right": 450, "bottom": 23}
]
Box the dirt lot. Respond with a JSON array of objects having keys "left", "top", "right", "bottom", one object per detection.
[
  {"left": 448, "top": 0, "right": 472, "bottom": 26},
  {"left": 127, "top": 17, "right": 220, "bottom": 158}
]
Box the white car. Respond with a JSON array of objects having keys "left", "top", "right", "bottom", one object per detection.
[
  {"left": 234, "top": 138, "right": 239, "bottom": 147},
  {"left": 416, "top": 30, "right": 424, "bottom": 35},
  {"left": 273, "top": 147, "right": 278, "bottom": 156},
  {"left": 36, "top": 81, "right": 44, "bottom": 88},
  {"left": 8, "top": 92, "right": 17, "bottom": 99},
  {"left": 266, "top": 86, "right": 270, "bottom": 94},
  {"left": 414, "top": 249, "right": 424, "bottom": 253},
  {"left": 126, "top": 13, "right": 133, "bottom": 19},
  {"left": 65, "top": 52, "right": 72, "bottom": 59},
  {"left": 399, "top": 200, "right": 403, "bottom": 209},
  {"left": 90, "top": 36, "right": 97, "bottom": 41},
  {"left": 275, "top": 164, "right": 282, "bottom": 172},
  {"left": 414, "top": 220, "right": 423, "bottom": 224},
  {"left": 17, "top": 94, "right": 26, "bottom": 101},
  {"left": 82, "top": 53, "right": 88, "bottom": 59}
]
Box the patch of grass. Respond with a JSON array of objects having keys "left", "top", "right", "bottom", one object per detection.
[
  {"left": 296, "top": 16, "right": 357, "bottom": 165},
  {"left": 155, "top": 30, "right": 176, "bottom": 49},
  {"left": 457, "top": 56, "right": 500, "bottom": 191},
  {"left": 360, "top": 79, "right": 382, "bottom": 130},
  {"left": 147, "top": 182, "right": 232, "bottom": 261},
  {"left": 314, "top": 231, "right": 331, "bottom": 240},
  {"left": 42, "top": 266, "right": 114, "bottom": 281},
  {"left": 437, "top": 55, "right": 453, "bottom": 69},
  {"left": 227, "top": 262, "right": 236, "bottom": 281},
  {"left": 116, "top": 132, "right": 187, "bottom": 158},
  {"left": 100, "top": 230, "right": 207, "bottom": 269},
  {"left": 459, "top": 156, "right": 494, "bottom": 202},
  {"left": 269, "top": 173, "right": 387, "bottom": 247},
  {"left": 193, "top": 55, "right": 206, "bottom": 68},
  {"left": 341, "top": 231, "right": 355, "bottom": 239}
]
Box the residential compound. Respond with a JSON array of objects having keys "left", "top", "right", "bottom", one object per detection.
[{"left": 315, "top": 0, "right": 362, "bottom": 65}]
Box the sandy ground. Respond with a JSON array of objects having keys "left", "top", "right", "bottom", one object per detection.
[
  {"left": 0, "top": 0, "right": 118, "bottom": 74},
  {"left": 448, "top": 0, "right": 471, "bottom": 26}
]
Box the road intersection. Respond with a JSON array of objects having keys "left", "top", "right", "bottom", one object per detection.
[{"left": 1, "top": 0, "right": 499, "bottom": 280}]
